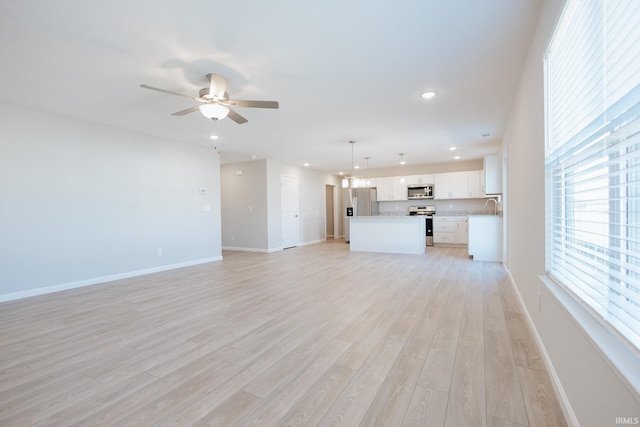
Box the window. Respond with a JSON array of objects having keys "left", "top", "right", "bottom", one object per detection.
[{"left": 544, "top": 0, "right": 640, "bottom": 350}]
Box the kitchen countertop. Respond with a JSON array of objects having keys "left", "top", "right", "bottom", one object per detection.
[
  {"left": 436, "top": 210, "right": 499, "bottom": 216},
  {"left": 378, "top": 210, "right": 501, "bottom": 217}
]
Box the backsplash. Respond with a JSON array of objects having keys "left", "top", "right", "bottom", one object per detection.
[{"left": 377, "top": 198, "right": 501, "bottom": 216}]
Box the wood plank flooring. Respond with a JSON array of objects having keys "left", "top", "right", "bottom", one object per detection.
[{"left": 0, "top": 240, "right": 568, "bottom": 426}]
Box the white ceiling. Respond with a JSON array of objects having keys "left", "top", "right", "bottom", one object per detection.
[{"left": 0, "top": 0, "right": 541, "bottom": 174}]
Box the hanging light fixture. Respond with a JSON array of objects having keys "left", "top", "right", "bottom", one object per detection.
[
  {"left": 342, "top": 140, "right": 359, "bottom": 188},
  {"left": 199, "top": 103, "right": 229, "bottom": 120},
  {"left": 399, "top": 153, "right": 406, "bottom": 165},
  {"left": 364, "top": 157, "right": 372, "bottom": 187}
]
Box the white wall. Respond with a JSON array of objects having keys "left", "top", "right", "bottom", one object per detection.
[
  {"left": 220, "top": 160, "right": 269, "bottom": 250},
  {"left": 220, "top": 159, "right": 341, "bottom": 252},
  {"left": 0, "top": 104, "right": 222, "bottom": 301},
  {"left": 503, "top": 0, "right": 640, "bottom": 425}
]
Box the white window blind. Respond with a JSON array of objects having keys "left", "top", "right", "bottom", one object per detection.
[{"left": 545, "top": 0, "right": 640, "bottom": 350}]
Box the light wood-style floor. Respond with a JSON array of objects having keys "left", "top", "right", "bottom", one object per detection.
[{"left": 0, "top": 241, "right": 567, "bottom": 426}]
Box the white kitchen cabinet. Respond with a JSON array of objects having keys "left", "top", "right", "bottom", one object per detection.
[
  {"left": 377, "top": 170, "right": 482, "bottom": 201},
  {"left": 450, "top": 172, "right": 468, "bottom": 199},
  {"left": 406, "top": 174, "right": 434, "bottom": 185},
  {"left": 405, "top": 175, "right": 420, "bottom": 185},
  {"left": 434, "top": 172, "right": 473, "bottom": 199},
  {"left": 434, "top": 174, "right": 452, "bottom": 199},
  {"left": 433, "top": 216, "right": 456, "bottom": 244},
  {"left": 393, "top": 178, "right": 408, "bottom": 200},
  {"left": 467, "top": 171, "right": 483, "bottom": 198},
  {"left": 434, "top": 215, "right": 468, "bottom": 245},
  {"left": 468, "top": 215, "right": 502, "bottom": 261},
  {"left": 375, "top": 177, "right": 394, "bottom": 200},
  {"left": 483, "top": 155, "right": 502, "bottom": 195},
  {"left": 375, "top": 176, "right": 407, "bottom": 201}
]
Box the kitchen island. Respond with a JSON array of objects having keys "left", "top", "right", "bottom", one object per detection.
[{"left": 349, "top": 216, "right": 425, "bottom": 255}]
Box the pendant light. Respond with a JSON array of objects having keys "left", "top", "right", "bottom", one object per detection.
[
  {"left": 364, "top": 157, "right": 371, "bottom": 187},
  {"left": 342, "top": 140, "right": 360, "bottom": 188}
]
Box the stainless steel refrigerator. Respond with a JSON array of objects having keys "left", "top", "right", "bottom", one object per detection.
[{"left": 343, "top": 187, "right": 378, "bottom": 243}]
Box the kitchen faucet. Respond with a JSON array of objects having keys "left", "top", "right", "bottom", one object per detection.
[{"left": 484, "top": 198, "right": 499, "bottom": 215}]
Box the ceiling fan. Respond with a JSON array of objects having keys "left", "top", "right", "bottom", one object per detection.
[{"left": 140, "top": 73, "right": 279, "bottom": 124}]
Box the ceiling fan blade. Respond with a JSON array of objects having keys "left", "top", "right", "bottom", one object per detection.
[
  {"left": 140, "top": 84, "right": 195, "bottom": 100},
  {"left": 207, "top": 74, "right": 228, "bottom": 99},
  {"left": 226, "top": 108, "right": 248, "bottom": 124},
  {"left": 228, "top": 99, "right": 279, "bottom": 109},
  {"left": 171, "top": 105, "right": 200, "bottom": 116}
]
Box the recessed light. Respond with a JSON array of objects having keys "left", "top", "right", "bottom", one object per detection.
[
  {"left": 250, "top": 155, "right": 257, "bottom": 159},
  {"left": 454, "top": 156, "right": 461, "bottom": 160},
  {"left": 421, "top": 91, "right": 437, "bottom": 99},
  {"left": 355, "top": 165, "right": 360, "bottom": 169},
  {"left": 209, "top": 135, "right": 219, "bottom": 140},
  {"left": 339, "top": 172, "right": 344, "bottom": 175},
  {"left": 449, "top": 146, "right": 457, "bottom": 151},
  {"left": 303, "top": 163, "right": 309, "bottom": 167}
]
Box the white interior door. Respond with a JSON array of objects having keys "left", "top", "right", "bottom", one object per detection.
[{"left": 281, "top": 175, "right": 299, "bottom": 249}]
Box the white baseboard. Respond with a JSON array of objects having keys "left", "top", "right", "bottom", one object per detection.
[
  {"left": 222, "top": 246, "right": 282, "bottom": 253},
  {"left": 504, "top": 268, "right": 579, "bottom": 427},
  {"left": 223, "top": 239, "right": 325, "bottom": 253},
  {"left": 0, "top": 256, "right": 223, "bottom": 303},
  {"left": 298, "top": 238, "right": 326, "bottom": 247}
]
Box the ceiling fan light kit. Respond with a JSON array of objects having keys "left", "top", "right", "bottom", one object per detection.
[
  {"left": 199, "top": 104, "right": 229, "bottom": 120},
  {"left": 140, "top": 73, "right": 279, "bottom": 124}
]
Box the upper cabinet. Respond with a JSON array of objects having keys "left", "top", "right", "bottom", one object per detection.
[
  {"left": 467, "top": 170, "right": 483, "bottom": 198},
  {"left": 483, "top": 155, "right": 503, "bottom": 195},
  {"left": 405, "top": 174, "right": 434, "bottom": 185},
  {"left": 450, "top": 172, "right": 469, "bottom": 199},
  {"left": 374, "top": 169, "right": 484, "bottom": 201},
  {"left": 434, "top": 171, "right": 482, "bottom": 200},
  {"left": 434, "top": 173, "right": 453, "bottom": 199},
  {"left": 376, "top": 176, "right": 407, "bottom": 201}
]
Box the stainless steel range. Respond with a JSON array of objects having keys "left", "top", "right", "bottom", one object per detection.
[{"left": 409, "top": 205, "right": 436, "bottom": 246}]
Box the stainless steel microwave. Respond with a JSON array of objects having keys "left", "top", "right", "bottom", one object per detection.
[{"left": 407, "top": 184, "right": 434, "bottom": 199}]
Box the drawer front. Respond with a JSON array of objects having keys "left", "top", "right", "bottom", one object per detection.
[
  {"left": 434, "top": 232, "right": 455, "bottom": 243},
  {"left": 434, "top": 222, "right": 457, "bottom": 233}
]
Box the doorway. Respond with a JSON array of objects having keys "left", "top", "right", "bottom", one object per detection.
[
  {"left": 281, "top": 175, "right": 299, "bottom": 249},
  {"left": 325, "top": 184, "right": 335, "bottom": 238}
]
